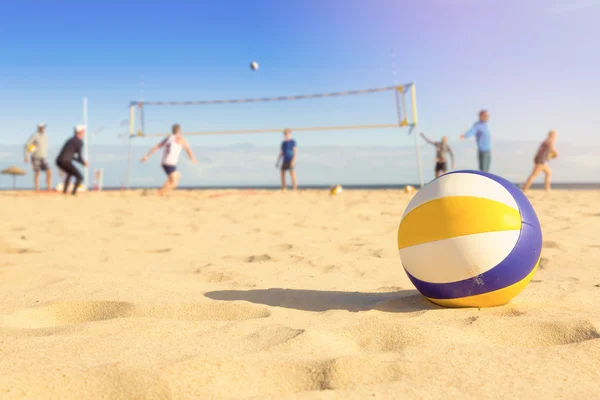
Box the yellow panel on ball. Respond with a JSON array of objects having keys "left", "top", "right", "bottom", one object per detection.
[{"left": 397, "top": 171, "right": 543, "bottom": 308}]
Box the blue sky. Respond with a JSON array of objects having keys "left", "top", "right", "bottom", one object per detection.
[{"left": 1, "top": 0, "right": 599, "bottom": 186}]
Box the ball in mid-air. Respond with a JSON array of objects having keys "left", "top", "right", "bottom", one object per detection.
[
  {"left": 250, "top": 61, "right": 259, "bottom": 71},
  {"left": 397, "top": 170, "right": 542, "bottom": 308}
]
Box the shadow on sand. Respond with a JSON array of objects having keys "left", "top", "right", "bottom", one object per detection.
[{"left": 204, "top": 288, "right": 439, "bottom": 313}]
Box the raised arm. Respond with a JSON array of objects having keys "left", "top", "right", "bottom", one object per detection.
[
  {"left": 141, "top": 138, "right": 167, "bottom": 162},
  {"left": 419, "top": 132, "right": 435, "bottom": 145},
  {"left": 461, "top": 124, "right": 477, "bottom": 139}
]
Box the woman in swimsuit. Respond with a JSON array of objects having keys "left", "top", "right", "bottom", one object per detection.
[{"left": 522, "top": 130, "right": 558, "bottom": 193}]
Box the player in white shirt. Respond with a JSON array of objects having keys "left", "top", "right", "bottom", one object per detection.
[{"left": 141, "top": 124, "right": 197, "bottom": 195}]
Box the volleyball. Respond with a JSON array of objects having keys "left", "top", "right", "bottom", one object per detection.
[
  {"left": 250, "top": 61, "right": 259, "bottom": 71},
  {"left": 397, "top": 170, "right": 542, "bottom": 308},
  {"left": 549, "top": 151, "right": 557, "bottom": 160},
  {"left": 27, "top": 144, "right": 36, "bottom": 154},
  {"left": 330, "top": 184, "right": 343, "bottom": 196}
]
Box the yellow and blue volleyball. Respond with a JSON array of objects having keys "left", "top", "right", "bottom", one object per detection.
[{"left": 397, "top": 170, "right": 542, "bottom": 308}]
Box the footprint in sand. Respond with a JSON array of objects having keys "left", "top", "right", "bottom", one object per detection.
[
  {"left": 245, "top": 254, "right": 274, "bottom": 263},
  {"left": 161, "top": 354, "right": 409, "bottom": 395},
  {"left": 543, "top": 240, "right": 560, "bottom": 249},
  {"left": 193, "top": 263, "right": 214, "bottom": 273},
  {"left": 482, "top": 307, "right": 527, "bottom": 317},
  {"left": 338, "top": 243, "right": 365, "bottom": 253},
  {"left": 539, "top": 257, "right": 550, "bottom": 269},
  {"left": 317, "top": 264, "right": 341, "bottom": 273},
  {"left": 342, "top": 319, "right": 426, "bottom": 351},
  {"left": 0, "top": 237, "right": 41, "bottom": 254},
  {"left": 150, "top": 248, "right": 172, "bottom": 253},
  {"left": 456, "top": 315, "right": 600, "bottom": 347},
  {"left": 287, "top": 254, "right": 305, "bottom": 263},
  {"left": 0, "top": 301, "right": 270, "bottom": 330},
  {"left": 243, "top": 324, "right": 305, "bottom": 351},
  {"left": 199, "top": 270, "right": 239, "bottom": 283},
  {"left": 369, "top": 249, "right": 384, "bottom": 258}
]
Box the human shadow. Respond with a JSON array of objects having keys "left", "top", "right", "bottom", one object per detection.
[{"left": 204, "top": 288, "right": 439, "bottom": 313}]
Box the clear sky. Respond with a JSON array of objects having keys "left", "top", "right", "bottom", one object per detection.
[{"left": 1, "top": 0, "right": 599, "bottom": 185}]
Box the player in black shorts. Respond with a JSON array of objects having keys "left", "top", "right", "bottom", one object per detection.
[
  {"left": 420, "top": 133, "right": 455, "bottom": 178},
  {"left": 56, "top": 125, "right": 88, "bottom": 195},
  {"left": 275, "top": 129, "right": 298, "bottom": 191}
]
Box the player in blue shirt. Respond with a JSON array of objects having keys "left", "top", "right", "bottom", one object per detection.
[
  {"left": 275, "top": 129, "right": 298, "bottom": 191},
  {"left": 460, "top": 110, "right": 491, "bottom": 172}
]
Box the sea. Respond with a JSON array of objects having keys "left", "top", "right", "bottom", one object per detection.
[{"left": 2, "top": 183, "right": 599, "bottom": 192}]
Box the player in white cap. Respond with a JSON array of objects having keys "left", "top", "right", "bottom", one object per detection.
[
  {"left": 24, "top": 123, "right": 52, "bottom": 191},
  {"left": 55, "top": 125, "right": 88, "bottom": 195}
]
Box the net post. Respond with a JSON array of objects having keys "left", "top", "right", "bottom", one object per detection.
[
  {"left": 411, "top": 124, "right": 424, "bottom": 188},
  {"left": 93, "top": 168, "right": 104, "bottom": 191},
  {"left": 410, "top": 83, "right": 418, "bottom": 125},
  {"left": 83, "top": 97, "right": 89, "bottom": 190},
  {"left": 139, "top": 103, "right": 145, "bottom": 136},
  {"left": 408, "top": 83, "right": 424, "bottom": 188},
  {"left": 394, "top": 86, "right": 403, "bottom": 126},
  {"left": 127, "top": 103, "right": 135, "bottom": 190},
  {"left": 129, "top": 104, "right": 135, "bottom": 136}
]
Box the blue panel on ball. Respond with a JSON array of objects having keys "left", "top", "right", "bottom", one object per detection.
[
  {"left": 404, "top": 221, "right": 543, "bottom": 300},
  {"left": 444, "top": 170, "right": 541, "bottom": 229}
]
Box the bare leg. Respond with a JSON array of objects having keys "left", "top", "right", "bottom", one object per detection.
[
  {"left": 522, "top": 164, "right": 543, "bottom": 192},
  {"left": 34, "top": 171, "right": 40, "bottom": 191},
  {"left": 46, "top": 170, "right": 52, "bottom": 191},
  {"left": 280, "top": 170, "right": 286, "bottom": 191},
  {"left": 171, "top": 171, "right": 181, "bottom": 190},
  {"left": 159, "top": 171, "right": 180, "bottom": 196},
  {"left": 158, "top": 176, "right": 172, "bottom": 196},
  {"left": 290, "top": 170, "right": 298, "bottom": 191},
  {"left": 543, "top": 165, "right": 552, "bottom": 192}
]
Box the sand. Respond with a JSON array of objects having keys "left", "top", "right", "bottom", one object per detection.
[{"left": 0, "top": 189, "right": 599, "bottom": 399}]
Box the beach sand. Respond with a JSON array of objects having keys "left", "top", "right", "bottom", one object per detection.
[{"left": 0, "top": 189, "right": 599, "bottom": 399}]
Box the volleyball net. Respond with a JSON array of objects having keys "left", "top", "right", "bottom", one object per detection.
[{"left": 126, "top": 83, "right": 423, "bottom": 188}]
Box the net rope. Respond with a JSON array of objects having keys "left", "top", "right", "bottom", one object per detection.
[
  {"left": 131, "top": 84, "right": 412, "bottom": 137},
  {"left": 131, "top": 84, "right": 409, "bottom": 107}
]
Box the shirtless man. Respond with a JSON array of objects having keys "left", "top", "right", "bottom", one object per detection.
[
  {"left": 140, "top": 124, "right": 197, "bottom": 195},
  {"left": 522, "top": 130, "right": 558, "bottom": 193},
  {"left": 420, "top": 133, "right": 455, "bottom": 178}
]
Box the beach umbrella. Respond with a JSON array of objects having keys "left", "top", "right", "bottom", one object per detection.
[{"left": 1, "top": 165, "right": 27, "bottom": 189}]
